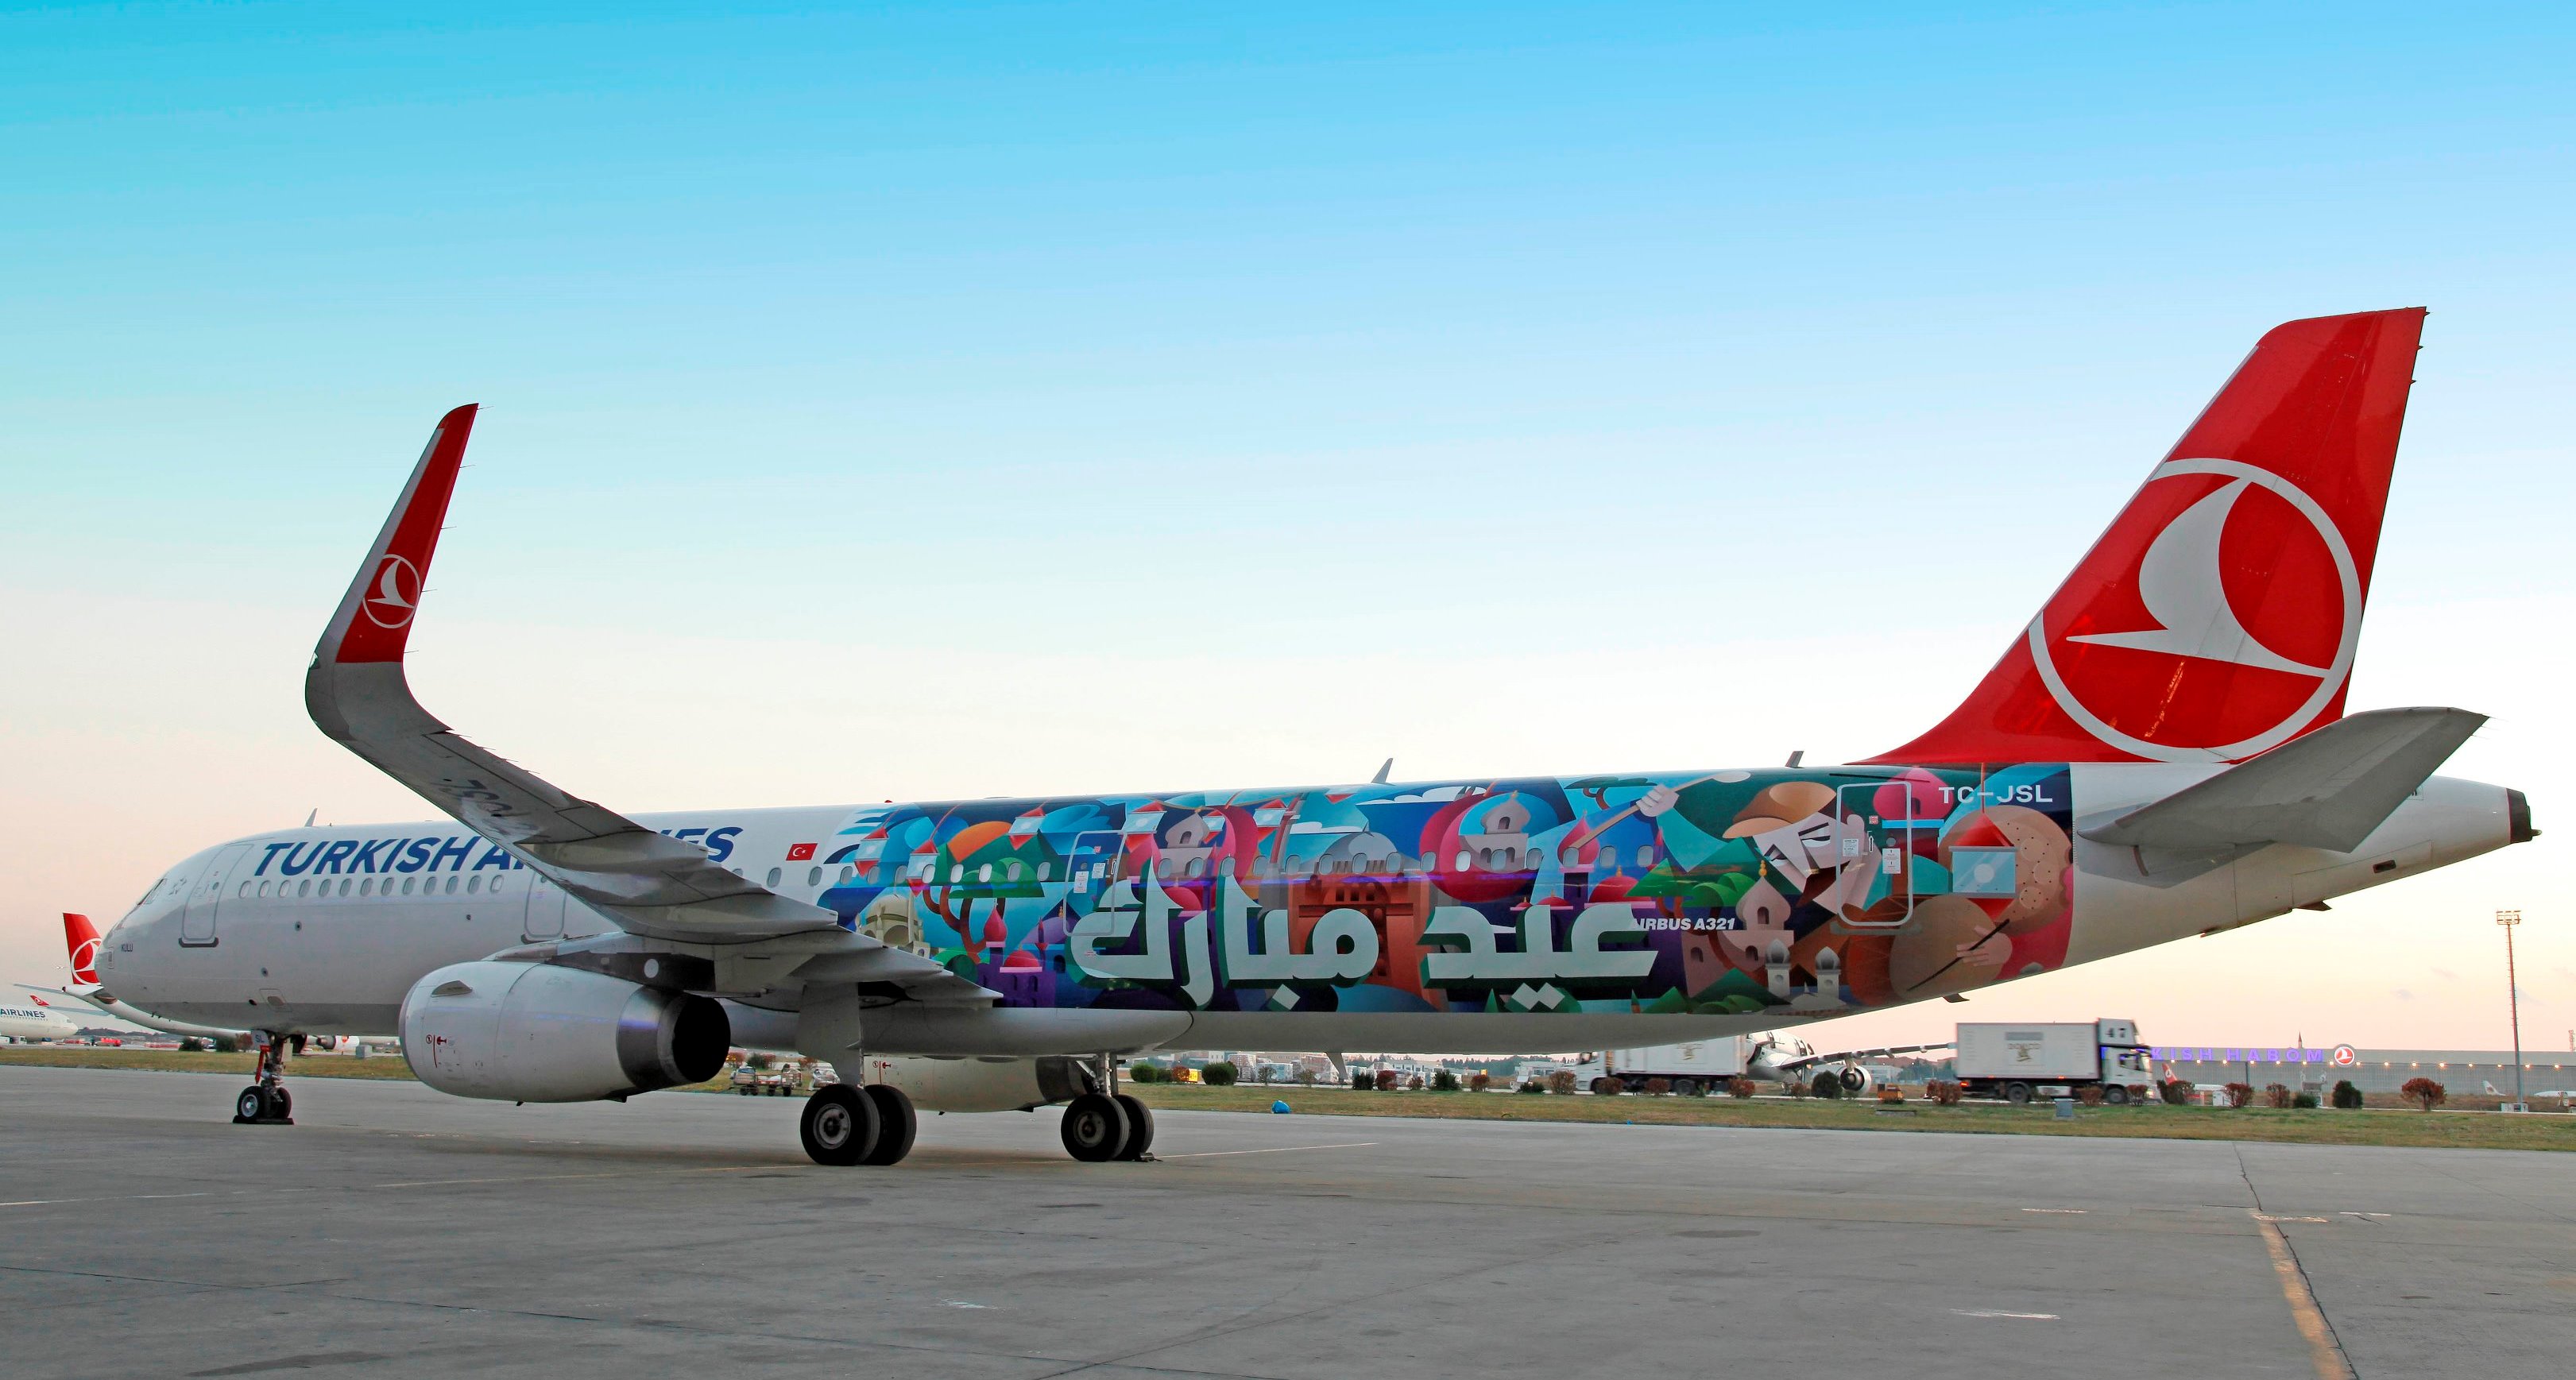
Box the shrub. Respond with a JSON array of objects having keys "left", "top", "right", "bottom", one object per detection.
[
  {"left": 1517, "top": 1080, "right": 1546, "bottom": 1095},
  {"left": 2400, "top": 1077, "right": 2446, "bottom": 1111},
  {"left": 1406, "top": 1073, "right": 1425, "bottom": 1091},
  {"left": 1545, "top": 1070, "right": 1577, "bottom": 1096},
  {"left": 1926, "top": 1080, "right": 1963, "bottom": 1106},
  {"left": 1432, "top": 1069, "right": 1461, "bottom": 1092},
  {"left": 179, "top": 1037, "right": 207, "bottom": 1053},
  {"left": 1256, "top": 1065, "right": 1276, "bottom": 1084},
  {"left": 2330, "top": 1080, "right": 2364, "bottom": 1110},
  {"left": 1727, "top": 1077, "right": 1757, "bottom": 1100},
  {"left": 2223, "top": 1082, "right": 2254, "bottom": 1108},
  {"left": 2158, "top": 1078, "right": 2194, "bottom": 1105},
  {"left": 211, "top": 1035, "right": 239, "bottom": 1055},
  {"left": 1810, "top": 1072, "right": 1843, "bottom": 1100},
  {"left": 2292, "top": 1092, "right": 2319, "bottom": 1109},
  {"left": 1128, "top": 1062, "right": 1163, "bottom": 1084},
  {"left": 1376, "top": 1069, "right": 1402, "bottom": 1092},
  {"left": 2264, "top": 1083, "right": 2293, "bottom": 1110},
  {"left": 1352, "top": 1069, "right": 1371, "bottom": 1089},
  {"left": 1204, "top": 1061, "right": 1238, "bottom": 1087},
  {"left": 1643, "top": 1077, "right": 1673, "bottom": 1096},
  {"left": 2077, "top": 1084, "right": 2105, "bottom": 1107},
  {"left": 1468, "top": 1072, "right": 1492, "bottom": 1093},
  {"left": 1295, "top": 1068, "right": 1318, "bottom": 1086}
]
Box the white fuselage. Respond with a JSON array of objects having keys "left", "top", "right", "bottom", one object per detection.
[{"left": 95, "top": 767, "right": 2522, "bottom": 1060}]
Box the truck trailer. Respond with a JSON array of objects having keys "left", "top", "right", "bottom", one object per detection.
[
  {"left": 1955, "top": 1019, "right": 2152, "bottom": 1104},
  {"left": 1570, "top": 1038, "right": 1749, "bottom": 1096}
]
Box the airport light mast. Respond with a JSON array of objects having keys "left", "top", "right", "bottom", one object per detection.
[{"left": 2497, "top": 910, "right": 2525, "bottom": 1109}]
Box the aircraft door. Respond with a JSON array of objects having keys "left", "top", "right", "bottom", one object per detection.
[
  {"left": 521, "top": 872, "right": 567, "bottom": 941},
  {"left": 1832, "top": 783, "right": 1922, "bottom": 933},
  {"left": 180, "top": 843, "right": 253, "bottom": 946}
]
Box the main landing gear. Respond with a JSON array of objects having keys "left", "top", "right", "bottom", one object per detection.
[
  {"left": 799, "top": 1083, "right": 919, "bottom": 1167},
  {"left": 234, "top": 1033, "right": 300, "bottom": 1126},
  {"left": 1058, "top": 1057, "right": 1154, "bottom": 1162}
]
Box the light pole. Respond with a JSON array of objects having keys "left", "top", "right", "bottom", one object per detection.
[{"left": 2497, "top": 910, "right": 2525, "bottom": 1110}]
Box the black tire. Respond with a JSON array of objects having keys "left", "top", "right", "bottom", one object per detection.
[
  {"left": 1673, "top": 1079, "right": 1701, "bottom": 1099},
  {"left": 861, "top": 1084, "right": 917, "bottom": 1166},
  {"left": 1112, "top": 1093, "right": 1155, "bottom": 1160},
  {"left": 2005, "top": 1081, "right": 2033, "bottom": 1105},
  {"left": 267, "top": 1086, "right": 292, "bottom": 1119},
  {"left": 1060, "top": 1093, "right": 1129, "bottom": 1162},
  {"left": 235, "top": 1086, "right": 266, "bottom": 1121},
  {"left": 2102, "top": 1084, "right": 2131, "bottom": 1106},
  {"left": 800, "top": 1084, "right": 880, "bottom": 1166}
]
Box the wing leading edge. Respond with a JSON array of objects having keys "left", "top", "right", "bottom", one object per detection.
[{"left": 302, "top": 408, "right": 993, "bottom": 1004}]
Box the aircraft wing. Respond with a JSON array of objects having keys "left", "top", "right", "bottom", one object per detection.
[
  {"left": 302, "top": 408, "right": 992, "bottom": 1003},
  {"left": 1770, "top": 1042, "right": 1951, "bottom": 1073},
  {"left": 2079, "top": 706, "right": 2484, "bottom": 852}
]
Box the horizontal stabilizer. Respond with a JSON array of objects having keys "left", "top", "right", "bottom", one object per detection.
[{"left": 2079, "top": 707, "right": 2483, "bottom": 852}]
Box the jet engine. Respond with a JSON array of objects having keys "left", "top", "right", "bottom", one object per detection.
[
  {"left": 399, "top": 961, "right": 729, "bottom": 1103},
  {"left": 1811, "top": 1063, "right": 1874, "bottom": 1099},
  {"left": 853, "top": 1055, "right": 1095, "bottom": 1113}
]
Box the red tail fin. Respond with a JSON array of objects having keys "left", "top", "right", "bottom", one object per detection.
[
  {"left": 64, "top": 912, "right": 101, "bottom": 985},
  {"left": 1866, "top": 308, "right": 2426, "bottom": 766}
]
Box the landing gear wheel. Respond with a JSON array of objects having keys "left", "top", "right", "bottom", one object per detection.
[
  {"left": 800, "top": 1084, "right": 880, "bottom": 1166},
  {"left": 861, "top": 1085, "right": 917, "bottom": 1166},
  {"left": 267, "top": 1086, "right": 292, "bottom": 1119},
  {"left": 1060, "top": 1092, "right": 1129, "bottom": 1162},
  {"left": 1112, "top": 1093, "right": 1155, "bottom": 1161},
  {"left": 2103, "top": 1084, "right": 2131, "bottom": 1106},
  {"left": 2005, "top": 1081, "right": 2034, "bottom": 1105},
  {"left": 235, "top": 1086, "right": 268, "bottom": 1121}
]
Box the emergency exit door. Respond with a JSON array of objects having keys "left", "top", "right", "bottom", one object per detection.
[{"left": 180, "top": 843, "right": 252, "bottom": 946}]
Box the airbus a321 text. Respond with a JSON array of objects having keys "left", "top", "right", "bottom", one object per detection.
[{"left": 89, "top": 309, "right": 2532, "bottom": 1162}]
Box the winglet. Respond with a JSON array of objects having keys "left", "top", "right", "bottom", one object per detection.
[{"left": 315, "top": 404, "right": 477, "bottom": 668}]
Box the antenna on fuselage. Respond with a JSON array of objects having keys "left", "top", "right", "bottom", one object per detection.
[
  {"left": 303, "top": 808, "right": 317, "bottom": 828},
  {"left": 1371, "top": 758, "right": 1394, "bottom": 784},
  {"left": 1784, "top": 750, "right": 1804, "bottom": 768}
]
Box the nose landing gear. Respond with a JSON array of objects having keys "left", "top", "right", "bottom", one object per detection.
[{"left": 233, "top": 1033, "right": 299, "bottom": 1125}]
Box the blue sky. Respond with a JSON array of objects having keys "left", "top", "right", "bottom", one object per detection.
[{"left": 6, "top": 2, "right": 2573, "bottom": 1044}]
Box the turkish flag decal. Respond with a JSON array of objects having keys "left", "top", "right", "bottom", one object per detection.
[{"left": 786, "top": 843, "right": 816, "bottom": 861}]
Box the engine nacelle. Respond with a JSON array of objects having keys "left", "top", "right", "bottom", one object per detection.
[
  {"left": 400, "top": 961, "right": 729, "bottom": 1103},
  {"left": 1812, "top": 1064, "right": 1875, "bottom": 1098},
  {"left": 853, "top": 1055, "right": 1093, "bottom": 1113}
]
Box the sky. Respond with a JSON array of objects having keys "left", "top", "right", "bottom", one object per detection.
[{"left": 5, "top": 2, "right": 2573, "bottom": 1054}]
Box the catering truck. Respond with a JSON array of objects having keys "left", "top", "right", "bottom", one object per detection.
[{"left": 1955, "top": 1019, "right": 2153, "bottom": 1104}]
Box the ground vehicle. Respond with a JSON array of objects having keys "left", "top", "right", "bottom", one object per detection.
[
  {"left": 1572, "top": 1039, "right": 1747, "bottom": 1095},
  {"left": 731, "top": 1064, "right": 797, "bottom": 1096},
  {"left": 1955, "top": 1020, "right": 2152, "bottom": 1104}
]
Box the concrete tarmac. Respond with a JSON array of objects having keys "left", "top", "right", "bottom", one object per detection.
[{"left": 2, "top": 1065, "right": 2566, "bottom": 1378}]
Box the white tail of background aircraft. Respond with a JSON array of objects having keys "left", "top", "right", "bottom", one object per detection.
[{"left": 90, "top": 308, "right": 2531, "bottom": 1162}]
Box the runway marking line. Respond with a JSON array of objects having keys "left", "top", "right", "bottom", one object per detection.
[
  {"left": 2250, "top": 1208, "right": 2356, "bottom": 1380},
  {"left": 1951, "top": 1309, "right": 2058, "bottom": 1320},
  {"left": 2, "top": 1192, "right": 209, "bottom": 1208},
  {"left": 1156, "top": 1142, "right": 1379, "bottom": 1159},
  {"left": 2019, "top": 1208, "right": 2086, "bottom": 1214}
]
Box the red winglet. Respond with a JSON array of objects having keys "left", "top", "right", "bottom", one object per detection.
[
  {"left": 317, "top": 405, "right": 478, "bottom": 666},
  {"left": 64, "top": 912, "right": 100, "bottom": 985}
]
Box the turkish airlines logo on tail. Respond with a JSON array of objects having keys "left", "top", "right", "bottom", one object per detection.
[
  {"left": 64, "top": 914, "right": 101, "bottom": 985},
  {"left": 2028, "top": 458, "right": 2362, "bottom": 763},
  {"left": 362, "top": 554, "right": 422, "bottom": 628}
]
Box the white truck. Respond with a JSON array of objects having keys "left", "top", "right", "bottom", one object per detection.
[
  {"left": 1955, "top": 1019, "right": 2153, "bottom": 1105},
  {"left": 1570, "top": 1038, "right": 1749, "bottom": 1096}
]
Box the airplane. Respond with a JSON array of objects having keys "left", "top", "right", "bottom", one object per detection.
[
  {"left": 52, "top": 913, "right": 244, "bottom": 1043},
  {"left": 86, "top": 307, "right": 2532, "bottom": 1162},
  {"left": 0, "top": 984, "right": 88, "bottom": 1042}
]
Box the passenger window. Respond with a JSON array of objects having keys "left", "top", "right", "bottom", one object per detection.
[
  {"left": 765, "top": 867, "right": 783, "bottom": 887},
  {"left": 492, "top": 875, "right": 508, "bottom": 894},
  {"left": 401, "top": 877, "right": 416, "bottom": 895},
  {"left": 297, "top": 880, "right": 311, "bottom": 898},
  {"left": 467, "top": 876, "right": 482, "bottom": 895},
  {"left": 338, "top": 879, "right": 353, "bottom": 897},
  {"left": 1636, "top": 846, "right": 1654, "bottom": 868},
  {"left": 238, "top": 882, "right": 250, "bottom": 898},
  {"left": 258, "top": 881, "right": 272, "bottom": 898},
  {"left": 977, "top": 864, "right": 992, "bottom": 883},
  {"left": 444, "top": 876, "right": 458, "bottom": 895},
  {"left": 840, "top": 865, "right": 855, "bottom": 883},
  {"left": 360, "top": 879, "right": 374, "bottom": 896},
  {"left": 1038, "top": 863, "right": 1053, "bottom": 881},
  {"left": 808, "top": 866, "right": 822, "bottom": 887}
]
